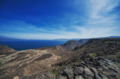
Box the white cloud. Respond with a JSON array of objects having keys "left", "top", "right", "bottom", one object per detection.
[
  {"left": 72, "top": 0, "right": 120, "bottom": 38},
  {"left": 89, "top": 0, "right": 120, "bottom": 19},
  {"left": 74, "top": 26, "right": 119, "bottom": 38},
  {"left": 0, "top": 20, "right": 48, "bottom": 32},
  {"left": 0, "top": 0, "right": 120, "bottom": 39},
  {"left": 1, "top": 32, "right": 79, "bottom": 40}
]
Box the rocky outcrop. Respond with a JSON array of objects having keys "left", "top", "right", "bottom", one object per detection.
[
  {"left": 0, "top": 45, "right": 16, "bottom": 53},
  {"left": 60, "top": 40, "right": 80, "bottom": 50},
  {"left": 60, "top": 39, "right": 89, "bottom": 50},
  {"left": 78, "top": 39, "right": 89, "bottom": 46},
  {"left": 74, "top": 38, "right": 120, "bottom": 56},
  {"left": 18, "top": 57, "right": 120, "bottom": 79}
]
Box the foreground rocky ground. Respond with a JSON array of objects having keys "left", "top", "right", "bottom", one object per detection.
[{"left": 15, "top": 57, "right": 120, "bottom": 79}]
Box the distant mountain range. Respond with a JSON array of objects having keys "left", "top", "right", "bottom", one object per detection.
[
  {"left": 0, "top": 36, "right": 80, "bottom": 41},
  {"left": 0, "top": 36, "right": 26, "bottom": 41},
  {"left": 0, "top": 35, "right": 120, "bottom": 41},
  {"left": 97, "top": 36, "right": 120, "bottom": 39}
]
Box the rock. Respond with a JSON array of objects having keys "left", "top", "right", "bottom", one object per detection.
[
  {"left": 0, "top": 45, "right": 16, "bottom": 53},
  {"left": 99, "top": 73, "right": 109, "bottom": 79},
  {"left": 19, "top": 76, "right": 32, "bottom": 79},
  {"left": 64, "top": 67, "right": 74, "bottom": 79},
  {"left": 45, "top": 72, "right": 55, "bottom": 79},
  {"left": 74, "top": 67, "right": 84, "bottom": 75},
  {"left": 84, "top": 66, "right": 94, "bottom": 77},
  {"left": 83, "top": 75, "right": 93, "bottom": 79},
  {"left": 13, "top": 76, "right": 19, "bottom": 79},
  {"left": 34, "top": 73, "right": 55, "bottom": 79},
  {"left": 102, "top": 69, "right": 117, "bottom": 79},
  {"left": 75, "top": 75, "right": 84, "bottom": 79},
  {"left": 60, "top": 40, "right": 80, "bottom": 50},
  {"left": 56, "top": 75, "right": 67, "bottom": 79},
  {"left": 34, "top": 74, "right": 46, "bottom": 79},
  {"left": 94, "top": 73, "right": 102, "bottom": 79},
  {"left": 109, "top": 67, "right": 119, "bottom": 73}
]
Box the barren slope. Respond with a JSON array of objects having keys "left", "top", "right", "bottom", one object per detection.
[{"left": 0, "top": 46, "right": 73, "bottom": 79}]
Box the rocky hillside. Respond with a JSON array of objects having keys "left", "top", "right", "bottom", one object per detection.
[
  {"left": 60, "top": 39, "right": 89, "bottom": 50},
  {"left": 75, "top": 38, "right": 120, "bottom": 56},
  {"left": 51, "top": 38, "right": 120, "bottom": 66},
  {"left": 0, "top": 45, "right": 16, "bottom": 53}
]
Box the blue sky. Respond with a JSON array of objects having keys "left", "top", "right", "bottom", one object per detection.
[{"left": 0, "top": 0, "right": 120, "bottom": 39}]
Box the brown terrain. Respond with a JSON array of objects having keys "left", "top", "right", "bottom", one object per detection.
[
  {"left": 0, "top": 45, "right": 74, "bottom": 79},
  {"left": 0, "top": 38, "right": 120, "bottom": 79}
]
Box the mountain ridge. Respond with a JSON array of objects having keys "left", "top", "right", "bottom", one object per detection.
[{"left": 0, "top": 36, "right": 26, "bottom": 41}]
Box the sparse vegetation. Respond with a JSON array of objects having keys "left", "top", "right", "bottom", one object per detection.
[
  {"left": 105, "top": 41, "right": 112, "bottom": 44},
  {"left": 62, "top": 65, "right": 65, "bottom": 67},
  {"left": 0, "top": 61, "right": 4, "bottom": 66},
  {"left": 108, "top": 55, "right": 120, "bottom": 60},
  {"left": 75, "top": 60, "right": 81, "bottom": 63},
  {"left": 118, "top": 56, "right": 120, "bottom": 59},
  {"left": 117, "top": 41, "right": 120, "bottom": 43},
  {"left": 49, "top": 66, "right": 59, "bottom": 77},
  {"left": 108, "top": 56, "right": 115, "bottom": 60},
  {"left": 89, "top": 53, "right": 97, "bottom": 57},
  {"left": 55, "top": 66, "right": 59, "bottom": 71},
  {"left": 75, "top": 62, "right": 78, "bottom": 64},
  {"left": 31, "top": 75, "right": 35, "bottom": 79},
  {"left": 78, "top": 60, "right": 81, "bottom": 63},
  {"left": 49, "top": 69, "right": 59, "bottom": 77},
  {"left": 91, "top": 46, "right": 95, "bottom": 48},
  {"left": 90, "top": 45, "right": 96, "bottom": 50},
  {"left": 55, "top": 72, "right": 59, "bottom": 77},
  {"left": 49, "top": 69, "right": 56, "bottom": 74},
  {"left": 116, "top": 56, "right": 120, "bottom": 59}
]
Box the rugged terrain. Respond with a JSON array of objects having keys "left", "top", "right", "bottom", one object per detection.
[
  {"left": 18, "top": 57, "right": 120, "bottom": 79},
  {"left": 58, "top": 38, "right": 120, "bottom": 65},
  {"left": 0, "top": 38, "right": 120, "bottom": 79},
  {"left": 0, "top": 46, "right": 72, "bottom": 79}
]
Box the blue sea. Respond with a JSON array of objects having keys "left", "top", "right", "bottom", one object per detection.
[{"left": 0, "top": 40, "right": 66, "bottom": 51}]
